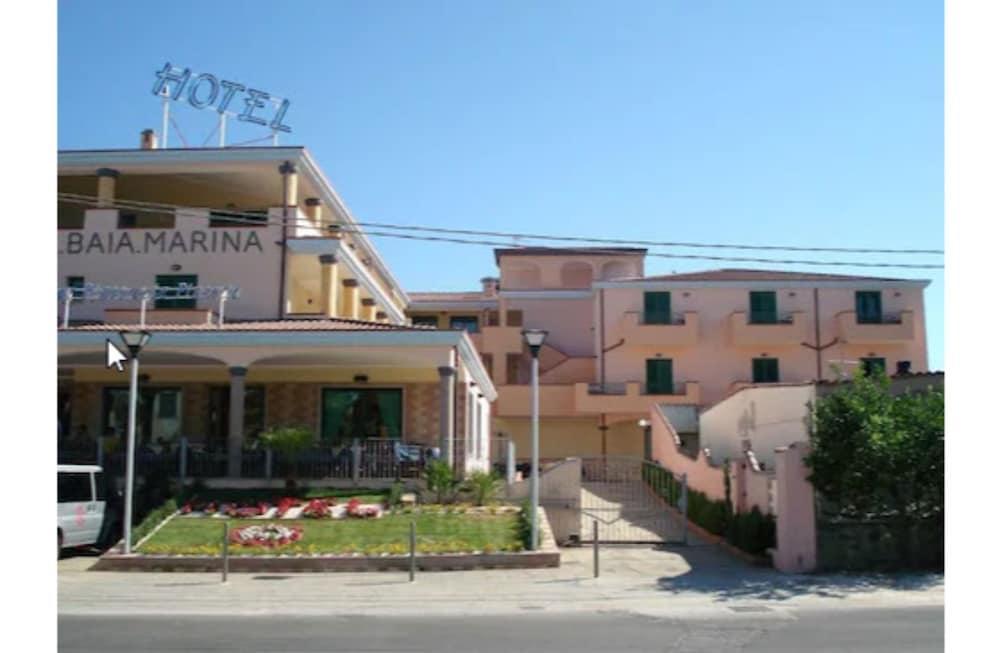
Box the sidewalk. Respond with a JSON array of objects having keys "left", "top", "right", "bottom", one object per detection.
[{"left": 58, "top": 543, "right": 944, "bottom": 618}]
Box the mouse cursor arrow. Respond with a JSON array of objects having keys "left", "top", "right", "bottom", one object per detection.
[{"left": 106, "top": 339, "right": 128, "bottom": 372}]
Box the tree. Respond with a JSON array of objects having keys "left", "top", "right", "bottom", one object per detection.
[{"left": 806, "top": 369, "right": 944, "bottom": 566}]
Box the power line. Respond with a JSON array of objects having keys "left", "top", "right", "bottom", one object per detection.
[
  {"left": 58, "top": 191, "right": 942, "bottom": 256},
  {"left": 57, "top": 193, "right": 944, "bottom": 270}
]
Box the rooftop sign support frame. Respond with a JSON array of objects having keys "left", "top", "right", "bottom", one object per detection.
[{"left": 152, "top": 62, "right": 293, "bottom": 148}]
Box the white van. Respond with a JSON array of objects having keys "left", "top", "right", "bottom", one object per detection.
[{"left": 57, "top": 464, "right": 107, "bottom": 555}]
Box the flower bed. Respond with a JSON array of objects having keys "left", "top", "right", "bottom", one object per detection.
[{"left": 229, "top": 523, "right": 303, "bottom": 548}]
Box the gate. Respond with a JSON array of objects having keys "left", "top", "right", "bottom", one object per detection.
[{"left": 576, "top": 456, "right": 688, "bottom": 544}]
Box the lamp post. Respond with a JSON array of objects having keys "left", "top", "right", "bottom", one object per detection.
[
  {"left": 522, "top": 328, "right": 548, "bottom": 550},
  {"left": 638, "top": 418, "right": 651, "bottom": 461},
  {"left": 119, "top": 329, "right": 151, "bottom": 554}
]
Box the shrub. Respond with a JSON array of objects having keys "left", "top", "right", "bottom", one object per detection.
[
  {"left": 424, "top": 460, "right": 456, "bottom": 504},
  {"left": 726, "top": 507, "right": 776, "bottom": 556},
  {"left": 258, "top": 425, "right": 314, "bottom": 457},
  {"left": 464, "top": 470, "right": 502, "bottom": 506},
  {"left": 386, "top": 481, "right": 405, "bottom": 508}
]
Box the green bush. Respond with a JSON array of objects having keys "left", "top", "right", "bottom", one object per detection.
[
  {"left": 131, "top": 498, "right": 178, "bottom": 548},
  {"left": 726, "top": 507, "right": 776, "bottom": 556},
  {"left": 424, "top": 460, "right": 457, "bottom": 504},
  {"left": 258, "top": 425, "right": 314, "bottom": 457},
  {"left": 463, "top": 470, "right": 502, "bottom": 506},
  {"left": 386, "top": 481, "right": 405, "bottom": 508}
]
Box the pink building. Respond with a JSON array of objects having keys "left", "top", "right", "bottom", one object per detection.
[{"left": 407, "top": 249, "right": 930, "bottom": 459}]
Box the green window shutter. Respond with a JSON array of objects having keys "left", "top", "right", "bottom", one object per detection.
[
  {"left": 749, "top": 291, "right": 777, "bottom": 324},
  {"left": 860, "top": 357, "right": 886, "bottom": 377},
  {"left": 752, "top": 358, "right": 779, "bottom": 383},
  {"left": 645, "top": 359, "right": 674, "bottom": 394},
  {"left": 855, "top": 291, "right": 883, "bottom": 324},
  {"left": 643, "top": 292, "right": 671, "bottom": 324},
  {"left": 155, "top": 274, "right": 198, "bottom": 309}
]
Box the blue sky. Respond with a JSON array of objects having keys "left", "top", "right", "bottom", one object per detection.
[{"left": 57, "top": 0, "right": 943, "bottom": 368}]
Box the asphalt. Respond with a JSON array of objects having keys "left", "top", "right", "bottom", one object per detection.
[{"left": 58, "top": 608, "right": 944, "bottom": 652}]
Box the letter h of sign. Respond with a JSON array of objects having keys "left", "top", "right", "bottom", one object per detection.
[{"left": 152, "top": 62, "right": 191, "bottom": 100}]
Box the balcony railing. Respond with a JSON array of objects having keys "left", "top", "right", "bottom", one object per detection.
[
  {"left": 574, "top": 381, "right": 700, "bottom": 413},
  {"left": 618, "top": 311, "right": 699, "bottom": 347},
  {"left": 836, "top": 310, "right": 915, "bottom": 344},
  {"left": 729, "top": 310, "right": 808, "bottom": 346}
]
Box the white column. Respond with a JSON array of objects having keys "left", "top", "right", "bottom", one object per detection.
[{"left": 438, "top": 365, "right": 456, "bottom": 467}]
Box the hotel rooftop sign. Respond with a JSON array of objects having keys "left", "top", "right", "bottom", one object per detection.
[{"left": 153, "top": 62, "right": 292, "bottom": 135}]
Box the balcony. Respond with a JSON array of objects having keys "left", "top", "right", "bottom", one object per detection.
[
  {"left": 729, "top": 311, "right": 808, "bottom": 347},
  {"left": 573, "top": 381, "right": 700, "bottom": 414},
  {"left": 618, "top": 311, "right": 699, "bottom": 347},
  {"left": 480, "top": 325, "right": 524, "bottom": 354},
  {"left": 494, "top": 384, "right": 577, "bottom": 418},
  {"left": 836, "top": 310, "right": 915, "bottom": 344}
]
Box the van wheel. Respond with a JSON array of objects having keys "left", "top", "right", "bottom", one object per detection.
[{"left": 57, "top": 531, "right": 63, "bottom": 560}]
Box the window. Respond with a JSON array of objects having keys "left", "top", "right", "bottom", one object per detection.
[
  {"left": 58, "top": 202, "right": 85, "bottom": 230},
  {"left": 860, "top": 357, "right": 886, "bottom": 377},
  {"left": 154, "top": 274, "right": 198, "bottom": 309},
  {"left": 855, "top": 291, "right": 883, "bottom": 324},
  {"left": 66, "top": 276, "right": 85, "bottom": 299},
  {"left": 749, "top": 291, "right": 778, "bottom": 324},
  {"left": 643, "top": 292, "right": 672, "bottom": 324},
  {"left": 645, "top": 359, "right": 674, "bottom": 394},
  {"left": 752, "top": 358, "right": 780, "bottom": 383},
  {"left": 485, "top": 310, "right": 500, "bottom": 327},
  {"left": 506, "top": 353, "right": 523, "bottom": 385},
  {"left": 506, "top": 310, "right": 524, "bottom": 327},
  {"left": 206, "top": 386, "right": 266, "bottom": 450},
  {"left": 449, "top": 315, "right": 479, "bottom": 333},
  {"left": 481, "top": 353, "right": 494, "bottom": 379},
  {"left": 117, "top": 211, "right": 175, "bottom": 229},
  {"left": 103, "top": 387, "right": 184, "bottom": 447},
  {"left": 209, "top": 209, "right": 268, "bottom": 228},
  {"left": 410, "top": 315, "right": 439, "bottom": 328},
  {"left": 321, "top": 388, "right": 402, "bottom": 446},
  {"left": 57, "top": 472, "right": 92, "bottom": 503},
  {"left": 93, "top": 471, "right": 107, "bottom": 501}
]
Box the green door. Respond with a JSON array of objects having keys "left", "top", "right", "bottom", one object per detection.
[
  {"left": 155, "top": 274, "right": 198, "bottom": 309},
  {"left": 643, "top": 292, "right": 672, "bottom": 324},
  {"left": 855, "top": 291, "right": 883, "bottom": 324},
  {"left": 645, "top": 359, "right": 674, "bottom": 395},
  {"left": 749, "top": 291, "right": 777, "bottom": 324}
]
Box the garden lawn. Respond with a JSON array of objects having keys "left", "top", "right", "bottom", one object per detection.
[{"left": 138, "top": 510, "right": 526, "bottom": 556}]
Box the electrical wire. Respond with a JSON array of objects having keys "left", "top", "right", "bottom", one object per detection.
[{"left": 57, "top": 192, "right": 944, "bottom": 270}]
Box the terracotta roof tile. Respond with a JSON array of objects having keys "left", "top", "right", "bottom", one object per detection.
[
  {"left": 622, "top": 268, "right": 917, "bottom": 283},
  {"left": 408, "top": 291, "right": 492, "bottom": 302},
  {"left": 59, "top": 318, "right": 434, "bottom": 332}
]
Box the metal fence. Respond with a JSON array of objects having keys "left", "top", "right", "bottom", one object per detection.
[{"left": 57, "top": 438, "right": 433, "bottom": 482}]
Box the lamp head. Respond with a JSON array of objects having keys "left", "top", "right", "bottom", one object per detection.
[
  {"left": 119, "top": 330, "right": 152, "bottom": 356},
  {"left": 521, "top": 328, "right": 548, "bottom": 355},
  {"left": 638, "top": 418, "right": 650, "bottom": 428}
]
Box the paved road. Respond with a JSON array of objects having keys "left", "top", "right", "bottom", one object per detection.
[{"left": 59, "top": 608, "right": 943, "bottom": 652}]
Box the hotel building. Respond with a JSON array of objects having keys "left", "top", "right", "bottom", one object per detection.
[{"left": 57, "top": 139, "right": 930, "bottom": 476}]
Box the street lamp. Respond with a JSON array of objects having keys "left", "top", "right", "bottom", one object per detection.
[
  {"left": 638, "top": 418, "right": 651, "bottom": 461},
  {"left": 119, "top": 329, "right": 151, "bottom": 554},
  {"left": 522, "top": 328, "right": 547, "bottom": 550}
]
